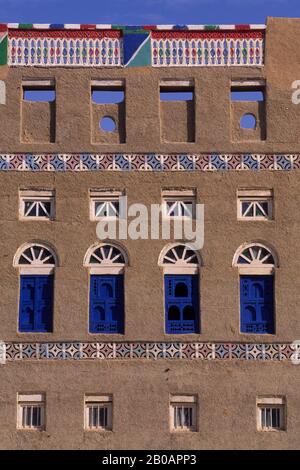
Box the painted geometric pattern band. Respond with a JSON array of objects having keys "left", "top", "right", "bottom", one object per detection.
[
  {"left": 9, "top": 33, "right": 122, "bottom": 67},
  {"left": 5, "top": 24, "right": 266, "bottom": 30},
  {"left": 5, "top": 28, "right": 264, "bottom": 67},
  {"left": 0, "top": 154, "right": 298, "bottom": 172},
  {"left": 151, "top": 32, "right": 264, "bottom": 67},
  {"left": 3, "top": 342, "right": 299, "bottom": 362}
]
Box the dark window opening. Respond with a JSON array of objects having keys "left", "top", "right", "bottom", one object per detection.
[
  {"left": 94, "top": 306, "right": 106, "bottom": 322},
  {"left": 183, "top": 305, "right": 195, "bottom": 320},
  {"left": 168, "top": 305, "right": 181, "bottom": 321},
  {"left": 175, "top": 282, "right": 188, "bottom": 297}
]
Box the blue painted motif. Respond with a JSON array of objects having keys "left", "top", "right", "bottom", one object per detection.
[
  {"left": 276, "top": 155, "right": 292, "bottom": 170},
  {"left": 115, "top": 154, "right": 130, "bottom": 170},
  {"left": 243, "top": 154, "right": 259, "bottom": 170},
  {"left": 210, "top": 154, "right": 227, "bottom": 170},
  {"left": 123, "top": 31, "right": 151, "bottom": 67},
  {"left": 178, "top": 154, "right": 194, "bottom": 169}
]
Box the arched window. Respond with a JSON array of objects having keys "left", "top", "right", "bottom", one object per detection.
[
  {"left": 233, "top": 242, "right": 278, "bottom": 334},
  {"left": 159, "top": 244, "right": 201, "bottom": 334},
  {"left": 84, "top": 243, "right": 128, "bottom": 334},
  {"left": 14, "top": 243, "right": 57, "bottom": 333}
]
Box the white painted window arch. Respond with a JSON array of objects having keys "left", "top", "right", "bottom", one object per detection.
[
  {"left": 159, "top": 243, "right": 201, "bottom": 274},
  {"left": 84, "top": 242, "right": 128, "bottom": 274},
  {"left": 233, "top": 242, "right": 278, "bottom": 274},
  {"left": 13, "top": 242, "right": 58, "bottom": 274}
]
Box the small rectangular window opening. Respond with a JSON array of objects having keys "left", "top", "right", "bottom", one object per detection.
[
  {"left": 23, "top": 80, "right": 56, "bottom": 102},
  {"left": 160, "top": 80, "right": 194, "bottom": 101},
  {"left": 19, "top": 189, "right": 55, "bottom": 220},
  {"left": 23, "top": 89, "right": 55, "bottom": 102},
  {"left": 91, "top": 80, "right": 125, "bottom": 104},
  {"left": 170, "top": 395, "right": 197, "bottom": 432},
  {"left": 231, "top": 80, "right": 265, "bottom": 102},
  {"left": 84, "top": 395, "right": 112, "bottom": 431},
  {"left": 162, "top": 189, "right": 196, "bottom": 219},
  {"left": 17, "top": 393, "right": 45, "bottom": 430},
  {"left": 257, "top": 397, "right": 286, "bottom": 431},
  {"left": 160, "top": 91, "right": 193, "bottom": 101},
  {"left": 231, "top": 90, "right": 264, "bottom": 101},
  {"left": 89, "top": 189, "right": 123, "bottom": 221},
  {"left": 237, "top": 189, "right": 273, "bottom": 221},
  {"left": 92, "top": 90, "right": 124, "bottom": 104}
]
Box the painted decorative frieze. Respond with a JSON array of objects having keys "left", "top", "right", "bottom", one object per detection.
[
  {"left": 3, "top": 342, "right": 298, "bottom": 362},
  {"left": 0, "top": 153, "right": 297, "bottom": 172},
  {"left": 151, "top": 30, "right": 264, "bottom": 67},
  {"left": 8, "top": 30, "right": 122, "bottom": 67},
  {"left": 0, "top": 23, "right": 266, "bottom": 67}
]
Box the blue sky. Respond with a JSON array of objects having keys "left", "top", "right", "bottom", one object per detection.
[{"left": 0, "top": 0, "right": 300, "bottom": 25}]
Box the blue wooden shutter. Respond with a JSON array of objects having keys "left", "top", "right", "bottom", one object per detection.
[
  {"left": 19, "top": 276, "right": 35, "bottom": 332},
  {"left": 19, "top": 275, "right": 53, "bottom": 332},
  {"left": 35, "top": 275, "right": 54, "bottom": 332},
  {"left": 164, "top": 274, "right": 199, "bottom": 334},
  {"left": 240, "top": 275, "right": 274, "bottom": 334},
  {"left": 89, "top": 275, "right": 124, "bottom": 333}
]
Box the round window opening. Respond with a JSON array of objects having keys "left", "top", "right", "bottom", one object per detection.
[
  {"left": 240, "top": 113, "right": 256, "bottom": 129},
  {"left": 100, "top": 116, "right": 117, "bottom": 132}
]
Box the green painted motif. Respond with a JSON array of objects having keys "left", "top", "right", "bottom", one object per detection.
[
  {"left": 204, "top": 25, "right": 220, "bottom": 30},
  {"left": 18, "top": 23, "right": 34, "bottom": 29},
  {"left": 126, "top": 35, "right": 151, "bottom": 67},
  {"left": 0, "top": 34, "right": 7, "bottom": 65}
]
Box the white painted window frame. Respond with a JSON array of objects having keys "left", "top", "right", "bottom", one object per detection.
[
  {"left": 159, "top": 243, "right": 200, "bottom": 275},
  {"left": 13, "top": 242, "right": 58, "bottom": 275},
  {"left": 170, "top": 395, "right": 197, "bottom": 432},
  {"left": 84, "top": 242, "right": 127, "bottom": 275},
  {"left": 0, "top": 80, "right": 6, "bottom": 105},
  {"left": 162, "top": 189, "right": 196, "bottom": 220},
  {"left": 256, "top": 397, "right": 286, "bottom": 431},
  {"left": 84, "top": 395, "right": 112, "bottom": 431},
  {"left": 89, "top": 189, "right": 123, "bottom": 221},
  {"left": 237, "top": 189, "right": 273, "bottom": 221},
  {"left": 19, "top": 190, "right": 55, "bottom": 221},
  {"left": 233, "top": 242, "right": 277, "bottom": 275},
  {"left": 17, "top": 393, "right": 45, "bottom": 430}
]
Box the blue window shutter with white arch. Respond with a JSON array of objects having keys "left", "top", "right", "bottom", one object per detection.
[
  {"left": 240, "top": 275, "right": 274, "bottom": 334},
  {"left": 164, "top": 274, "right": 199, "bottom": 334},
  {"left": 89, "top": 275, "right": 124, "bottom": 333},
  {"left": 19, "top": 275, "right": 54, "bottom": 332}
]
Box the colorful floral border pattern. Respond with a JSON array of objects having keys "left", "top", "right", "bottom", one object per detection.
[
  {"left": 3, "top": 342, "right": 298, "bottom": 361},
  {"left": 0, "top": 154, "right": 298, "bottom": 172}
]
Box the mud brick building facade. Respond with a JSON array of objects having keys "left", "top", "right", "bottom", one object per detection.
[{"left": 0, "top": 17, "right": 300, "bottom": 449}]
